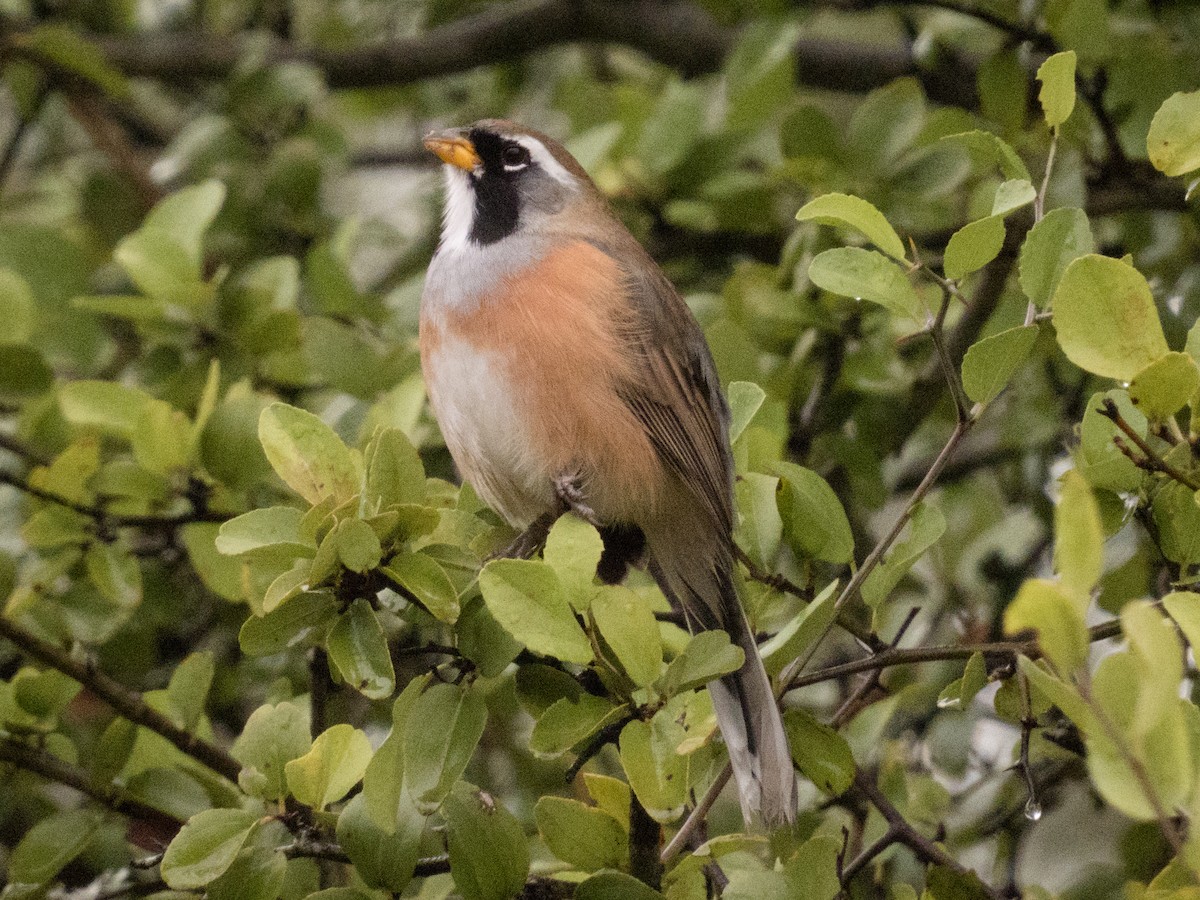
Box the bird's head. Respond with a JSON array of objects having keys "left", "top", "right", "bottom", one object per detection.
[{"left": 423, "top": 120, "right": 596, "bottom": 251}]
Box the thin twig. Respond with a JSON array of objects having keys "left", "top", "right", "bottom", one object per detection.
[
  {"left": 0, "top": 469, "right": 227, "bottom": 529},
  {"left": 854, "top": 770, "right": 1006, "bottom": 900},
  {"left": 786, "top": 618, "right": 1123, "bottom": 692},
  {"left": 1098, "top": 399, "right": 1200, "bottom": 490},
  {"left": 830, "top": 607, "right": 919, "bottom": 729},
  {"left": 778, "top": 416, "right": 974, "bottom": 692},
  {"left": 660, "top": 766, "right": 731, "bottom": 863},
  {"left": 0, "top": 617, "right": 241, "bottom": 782}
]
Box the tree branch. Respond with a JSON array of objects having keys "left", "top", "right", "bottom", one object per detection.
[
  {"left": 853, "top": 769, "right": 1006, "bottom": 899},
  {"left": 0, "top": 616, "right": 241, "bottom": 782},
  {"left": 786, "top": 618, "right": 1123, "bottom": 692},
  {"left": 0, "top": 734, "right": 183, "bottom": 833},
  {"left": 0, "top": 469, "right": 227, "bottom": 529}
]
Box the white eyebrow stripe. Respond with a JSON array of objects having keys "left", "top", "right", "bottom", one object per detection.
[{"left": 512, "top": 135, "right": 574, "bottom": 186}]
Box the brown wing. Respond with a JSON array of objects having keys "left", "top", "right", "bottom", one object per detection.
[{"left": 603, "top": 239, "right": 735, "bottom": 535}]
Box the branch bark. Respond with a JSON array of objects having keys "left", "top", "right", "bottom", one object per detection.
[
  {"left": 0, "top": 617, "right": 241, "bottom": 782},
  {"left": 0, "top": 735, "right": 183, "bottom": 834}
]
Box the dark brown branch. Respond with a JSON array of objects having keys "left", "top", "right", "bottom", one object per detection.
[
  {"left": 0, "top": 431, "right": 51, "bottom": 466},
  {"left": 0, "top": 469, "right": 227, "bottom": 529},
  {"left": 787, "top": 618, "right": 1123, "bottom": 692},
  {"left": 1098, "top": 399, "right": 1200, "bottom": 491},
  {"left": 0, "top": 617, "right": 241, "bottom": 782},
  {"left": 854, "top": 770, "right": 1006, "bottom": 899},
  {"left": 0, "top": 735, "right": 183, "bottom": 834}
]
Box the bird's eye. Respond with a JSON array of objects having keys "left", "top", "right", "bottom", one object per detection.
[{"left": 501, "top": 144, "right": 530, "bottom": 169}]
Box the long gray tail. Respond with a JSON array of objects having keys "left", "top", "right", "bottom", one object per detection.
[
  {"left": 647, "top": 540, "right": 797, "bottom": 827},
  {"left": 705, "top": 579, "right": 798, "bottom": 828}
]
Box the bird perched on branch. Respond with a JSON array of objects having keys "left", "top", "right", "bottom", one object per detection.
[{"left": 419, "top": 119, "right": 797, "bottom": 827}]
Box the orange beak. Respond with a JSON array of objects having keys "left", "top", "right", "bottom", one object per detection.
[{"left": 423, "top": 131, "right": 481, "bottom": 171}]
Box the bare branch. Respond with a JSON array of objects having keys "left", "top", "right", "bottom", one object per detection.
[
  {"left": 0, "top": 616, "right": 242, "bottom": 782},
  {"left": 0, "top": 469, "right": 227, "bottom": 530}
]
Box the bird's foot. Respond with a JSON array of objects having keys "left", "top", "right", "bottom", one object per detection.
[
  {"left": 488, "top": 511, "right": 557, "bottom": 560},
  {"left": 553, "top": 473, "right": 600, "bottom": 526}
]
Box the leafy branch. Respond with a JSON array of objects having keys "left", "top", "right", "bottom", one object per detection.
[{"left": 0, "top": 617, "right": 241, "bottom": 782}]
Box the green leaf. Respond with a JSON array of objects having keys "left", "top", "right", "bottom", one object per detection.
[
  {"left": 141, "top": 180, "right": 226, "bottom": 270},
  {"left": 576, "top": 872, "right": 664, "bottom": 900},
  {"left": 734, "top": 472, "right": 782, "bottom": 569},
  {"left": 535, "top": 797, "right": 628, "bottom": 872},
  {"left": 961, "top": 324, "right": 1039, "bottom": 405},
  {"left": 216, "top": 507, "right": 312, "bottom": 557},
  {"left": 258, "top": 403, "right": 360, "bottom": 506},
  {"left": 85, "top": 542, "right": 142, "bottom": 608},
  {"left": 795, "top": 193, "right": 906, "bottom": 261},
  {"left": 543, "top": 514, "right": 603, "bottom": 610},
  {"left": 0, "top": 269, "right": 35, "bottom": 345},
  {"left": 991, "top": 179, "right": 1037, "bottom": 217},
  {"left": 619, "top": 716, "right": 688, "bottom": 823},
  {"left": 403, "top": 682, "right": 487, "bottom": 814},
  {"left": 1036, "top": 51, "right": 1078, "bottom": 127},
  {"left": 238, "top": 591, "right": 338, "bottom": 656},
  {"left": 326, "top": 599, "right": 395, "bottom": 700},
  {"left": 761, "top": 580, "right": 839, "bottom": 677},
  {"left": 381, "top": 551, "right": 460, "bottom": 624},
  {"left": 161, "top": 809, "right": 260, "bottom": 890},
  {"left": 773, "top": 461, "right": 854, "bottom": 564},
  {"left": 20, "top": 25, "right": 128, "bottom": 96},
  {"left": 1128, "top": 351, "right": 1200, "bottom": 419},
  {"left": 231, "top": 701, "right": 311, "bottom": 801},
  {"left": 11, "top": 668, "right": 80, "bottom": 723},
  {"left": 284, "top": 723, "right": 372, "bottom": 810},
  {"left": 456, "top": 597, "right": 523, "bottom": 677},
  {"left": 656, "top": 630, "right": 745, "bottom": 697},
  {"left": 363, "top": 427, "right": 424, "bottom": 513},
  {"left": 808, "top": 247, "right": 924, "bottom": 322},
  {"left": 1153, "top": 481, "right": 1200, "bottom": 567},
  {"left": 529, "top": 694, "right": 627, "bottom": 758},
  {"left": 939, "top": 130, "right": 1032, "bottom": 182},
  {"left": 1122, "top": 600, "right": 1183, "bottom": 736},
  {"left": 1018, "top": 208, "right": 1094, "bottom": 308},
  {"left": 167, "top": 650, "right": 215, "bottom": 730},
  {"left": 1003, "top": 579, "right": 1089, "bottom": 673},
  {"left": 443, "top": 784, "right": 530, "bottom": 900},
  {"left": 591, "top": 585, "right": 663, "bottom": 687},
  {"left": 783, "top": 709, "right": 854, "bottom": 796},
  {"left": 335, "top": 794, "right": 422, "bottom": 893},
  {"left": 0, "top": 345, "right": 52, "bottom": 399},
  {"left": 115, "top": 230, "right": 210, "bottom": 306},
  {"left": 1054, "top": 470, "right": 1104, "bottom": 607},
  {"left": 1052, "top": 255, "right": 1169, "bottom": 381},
  {"left": 479, "top": 559, "right": 592, "bottom": 664},
  {"left": 362, "top": 674, "right": 431, "bottom": 830},
  {"left": 8, "top": 809, "right": 104, "bottom": 884},
  {"left": 333, "top": 518, "right": 382, "bottom": 573},
  {"left": 944, "top": 216, "right": 1004, "bottom": 280},
  {"left": 1163, "top": 591, "right": 1200, "bottom": 654},
  {"left": 206, "top": 847, "right": 287, "bottom": 900},
  {"left": 727, "top": 381, "right": 767, "bottom": 444},
  {"left": 1147, "top": 89, "right": 1200, "bottom": 176},
  {"left": 936, "top": 650, "right": 988, "bottom": 711},
  {"left": 861, "top": 501, "right": 946, "bottom": 607}
]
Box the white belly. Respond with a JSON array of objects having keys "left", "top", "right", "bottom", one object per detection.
[{"left": 424, "top": 332, "right": 554, "bottom": 527}]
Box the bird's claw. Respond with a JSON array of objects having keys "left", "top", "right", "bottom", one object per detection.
[{"left": 553, "top": 473, "right": 600, "bottom": 526}]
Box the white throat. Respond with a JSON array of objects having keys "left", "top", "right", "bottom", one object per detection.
[{"left": 438, "top": 166, "right": 476, "bottom": 257}]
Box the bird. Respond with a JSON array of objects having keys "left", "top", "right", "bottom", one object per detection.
[{"left": 419, "top": 119, "right": 798, "bottom": 827}]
